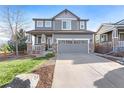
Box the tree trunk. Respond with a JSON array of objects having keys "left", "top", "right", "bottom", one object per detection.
[{"left": 15, "top": 41, "right": 19, "bottom": 56}]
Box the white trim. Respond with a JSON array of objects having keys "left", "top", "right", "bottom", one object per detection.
[
  {"left": 56, "top": 38, "right": 90, "bottom": 53},
  {"left": 52, "top": 33, "right": 54, "bottom": 44},
  {"left": 80, "top": 21, "right": 85, "bottom": 29},
  {"left": 61, "top": 20, "right": 71, "bottom": 30},
  {"left": 55, "top": 18, "right": 77, "bottom": 20}
]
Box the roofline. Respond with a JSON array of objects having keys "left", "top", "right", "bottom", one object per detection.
[
  {"left": 33, "top": 18, "right": 89, "bottom": 21},
  {"left": 96, "top": 23, "right": 114, "bottom": 33},
  {"left": 80, "top": 19, "right": 89, "bottom": 21},
  {"left": 32, "top": 9, "right": 89, "bottom": 21},
  {"left": 114, "top": 19, "right": 124, "bottom": 25},
  {"left": 52, "top": 9, "right": 80, "bottom": 20},
  {"left": 32, "top": 18, "right": 52, "bottom": 21}
]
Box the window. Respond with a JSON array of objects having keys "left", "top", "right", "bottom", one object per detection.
[
  {"left": 35, "top": 36, "right": 41, "bottom": 44},
  {"left": 119, "top": 33, "right": 124, "bottom": 41},
  {"left": 62, "top": 20, "right": 71, "bottom": 30},
  {"left": 38, "top": 36, "right": 41, "bottom": 44},
  {"left": 101, "top": 34, "right": 108, "bottom": 42},
  {"left": 37, "top": 21, "right": 43, "bottom": 27},
  {"left": 80, "top": 21, "right": 85, "bottom": 29},
  {"left": 45, "top": 21, "right": 51, "bottom": 27}
]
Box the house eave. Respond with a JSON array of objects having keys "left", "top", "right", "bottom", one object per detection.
[
  {"left": 33, "top": 18, "right": 52, "bottom": 21},
  {"left": 26, "top": 30, "right": 94, "bottom": 35}
]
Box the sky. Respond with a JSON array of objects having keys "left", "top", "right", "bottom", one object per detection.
[{"left": 1, "top": 5, "right": 124, "bottom": 42}]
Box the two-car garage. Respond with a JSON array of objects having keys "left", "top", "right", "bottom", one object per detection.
[
  {"left": 57, "top": 39, "right": 89, "bottom": 54},
  {"left": 53, "top": 32, "right": 94, "bottom": 54}
]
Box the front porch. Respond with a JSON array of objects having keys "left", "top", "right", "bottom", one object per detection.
[
  {"left": 95, "top": 29, "right": 124, "bottom": 53},
  {"left": 26, "top": 33, "right": 56, "bottom": 56}
]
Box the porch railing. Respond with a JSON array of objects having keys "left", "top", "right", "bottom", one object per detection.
[
  {"left": 32, "top": 45, "right": 42, "bottom": 51},
  {"left": 118, "top": 41, "right": 124, "bottom": 47}
]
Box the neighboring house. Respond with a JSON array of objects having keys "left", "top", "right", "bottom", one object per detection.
[
  {"left": 95, "top": 19, "right": 124, "bottom": 53},
  {"left": 26, "top": 9, "right": 94, "bottom": 55}
]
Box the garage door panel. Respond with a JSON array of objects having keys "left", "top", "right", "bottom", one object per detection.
[{"left": 58, "top": 40, "right": 88, "bottom": 54}]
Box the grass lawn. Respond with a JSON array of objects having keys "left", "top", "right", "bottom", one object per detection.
[{"left": 0, "top": 53, "right": 54, "bottom": 87}]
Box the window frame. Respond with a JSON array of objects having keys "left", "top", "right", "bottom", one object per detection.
[
  {"left": 45, "top": 21, "right": 52, "bottom": 27},
  {"left": 119, "top": 32, "right": 124, "bottom": 41},
  {"left": 36, "top": 21, "right": 43, "bottom": 27},
  {"left": 80, "top": 21, "right": 85, "bottom": 29},
  {"left": 62, "top": 20, "right": 71, "bottom": 30},
  {"left": 35, "top": 35, "right": 42, "bottom": 44},
  {"left": 101, "top": 34, "right": 108, "bottom": 42}
]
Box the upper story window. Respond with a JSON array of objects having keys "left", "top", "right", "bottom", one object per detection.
[
  {"left": 80, "top": 21, "right": 85, "bottom": 29},
  {"left": 37, "top": 21, "right": 43, "bottom": 27},
  {"left": 45, "top": 21, "right": 51, "bottom": 27},
  {"left": 62, "top": 20, "right": 71, "bottom": 30}
]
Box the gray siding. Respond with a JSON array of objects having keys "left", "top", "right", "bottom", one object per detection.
[
  {"left": 54, "top": 11, "right": 77, "bottom": 19},
  {"left": 71, "top": 20, "right": 79, "bottom": 30},
  {"left": 53, "top": 34, "right": 93, "bottom": 43},
  {"left": 53, "top": 20, "right": 61, "bottom": 30},
  {"left": 34, "top": 12, "right": 87, "bottom": 30},
  {"left": 53, "top": 20, "right": 82, "bottom": 30}
]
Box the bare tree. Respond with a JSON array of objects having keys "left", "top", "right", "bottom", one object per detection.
[{"left": 0, "top": 7, "right": 29, "bottom": 56}]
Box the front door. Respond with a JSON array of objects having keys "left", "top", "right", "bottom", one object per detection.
[{"left": 47, "top": 37, "right": 52, "bottom": 50}]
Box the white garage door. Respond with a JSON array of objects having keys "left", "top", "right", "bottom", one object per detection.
[{"left": 58, "top": 39, "right": 89, "bottom": 54}]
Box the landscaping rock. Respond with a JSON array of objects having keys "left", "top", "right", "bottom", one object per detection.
[{"left": 5, "top": 74, "right": 39, "bottom": 88}]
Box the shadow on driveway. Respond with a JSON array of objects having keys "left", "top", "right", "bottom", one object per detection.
[
  {"left": 94, "top": 67, "right": 124, "bottom": 88},
  {"left": 57, "top": 53, "right": 113, "bottom": 64}
]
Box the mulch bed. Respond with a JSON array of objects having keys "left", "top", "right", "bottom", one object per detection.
[
  {"left": 32, "top": 65, "right": 55, "bottom": 88},
  {"left": 32, "top": 57, "right": 56, "bottom": 88}
]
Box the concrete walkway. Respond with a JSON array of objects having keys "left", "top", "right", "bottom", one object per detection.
[{"left": 52, "top": 53, "right": 124, "bottom": 88}]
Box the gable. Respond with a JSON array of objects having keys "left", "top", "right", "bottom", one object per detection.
[
  {"left": 97, "top": 24, "right": 114, "bottom": 34},
  {"left": 115, "top": 19, "right": 124, "bottom": 25},
  {"left": 53, "top": 9, "right": 79, "bottom": 19}
]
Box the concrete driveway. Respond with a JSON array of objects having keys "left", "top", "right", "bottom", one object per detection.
[{"left": 52, "top": 53, "right": 124, "bottom": 88}]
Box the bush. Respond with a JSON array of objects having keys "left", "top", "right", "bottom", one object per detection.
[
  {"left": 0, "top": 44, "right": 11, "bottom": 53},
  {"left": 45, "top": 53, "right": 55, "bottom": 58}
]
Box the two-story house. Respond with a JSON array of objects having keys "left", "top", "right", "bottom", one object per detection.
[{"left": 26, "top": 9, "right": 94, "bottom": 55}]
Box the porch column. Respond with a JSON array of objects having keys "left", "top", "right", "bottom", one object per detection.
[
  {"left": 112, "top": 28, "right": 118, "bottom": 52},
  {"left": 41, "top": 34, "right": 46, "bottom": 51},
  {"left": 27, "top": 34, "right": 32, "bottom": 55},
  {"left": 52, "top": 33, "right": 57, "bottom": 53}
]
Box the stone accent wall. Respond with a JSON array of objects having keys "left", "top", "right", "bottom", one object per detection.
[
  {"left": 27, "top": 43, "right": 32, "bottom": 55},
  {"left": 52, "top": 43, "right": 57, "bottom": 53},
  {"left": 27, "top": 43, "right": 46, "bottom": 55},
  {"left": 41, "top": 43, "right": 46, "bottom": 51}
]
